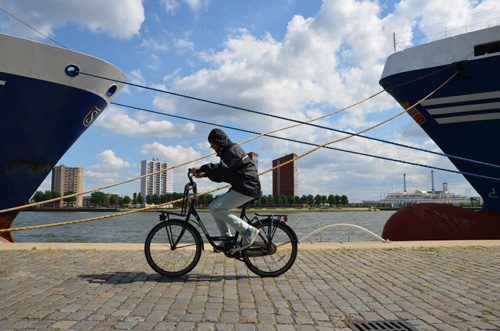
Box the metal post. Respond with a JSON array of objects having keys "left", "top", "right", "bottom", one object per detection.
[{"left": 404, "top": 173, "right": 406, "bottom": 193}]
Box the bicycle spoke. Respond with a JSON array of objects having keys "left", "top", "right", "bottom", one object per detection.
[
  {"left": 165, "top": 225, "right": 175, "bottom": 248},
  {"left": 145, "top": 220, "right": 202, "bottom": 277},
  {"left": 243, "top": 220, "right": 297, "bottom": 277}
]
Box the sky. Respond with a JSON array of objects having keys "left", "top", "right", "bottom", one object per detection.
[{"left": 1, "top": 0, "right": 499, "bottom": 202}]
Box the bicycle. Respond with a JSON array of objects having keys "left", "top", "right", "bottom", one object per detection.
[{"left": 144, "top": 170, "right": 299, "bottom": 277}]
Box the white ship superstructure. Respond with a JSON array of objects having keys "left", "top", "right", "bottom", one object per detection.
[
  {"left": 381, "top": 185, "right": 470, "bottom": 208},
  {"left": 363, "top": 172, "right": 474, "bottom": 207}
]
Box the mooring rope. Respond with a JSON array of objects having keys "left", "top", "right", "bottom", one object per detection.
[
  {"left": 0, "top": 71, "right": 459, "bottom": 234},
  {"left": 114, "top": 102, "right": 500, "bottom": 182},
  {"left": 80, "top": 67, "right": 500, "bottom": 172},
  {"left": 0, "top": 83, "right": 385, "bottom": 215},
  {"left": 256, "top": 71, "right": 460, "bottom": 177},
  {"left": 5, "top": 5, "right": 497, "bottom": 174},
  {"left": 0, "top": 152, "right": 216, "bottom": 215}
]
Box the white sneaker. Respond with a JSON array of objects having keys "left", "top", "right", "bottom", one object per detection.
[{"left": 240, "top": 227, "right": 259, "bottom": 250}]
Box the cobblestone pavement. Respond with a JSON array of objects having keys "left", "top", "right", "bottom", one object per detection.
[{"left": 1, "top": 245, "right": 499, "bottom": 330}]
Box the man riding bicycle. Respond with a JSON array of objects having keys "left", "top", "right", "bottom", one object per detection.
[{"left": 189, "top": 128, "right": 261, "bottom": 250}]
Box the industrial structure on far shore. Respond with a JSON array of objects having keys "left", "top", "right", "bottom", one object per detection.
[{"left": 363, "top": 171, "right": 475, "bottom": 207}]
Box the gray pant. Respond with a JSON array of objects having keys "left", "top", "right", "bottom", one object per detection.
[{"left": 209, "top": 190, "right": 254, "bottom": 236}]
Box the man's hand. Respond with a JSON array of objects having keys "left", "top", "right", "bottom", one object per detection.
[{"left": 189, "top": 166, "right": 206, "bottom": 178}]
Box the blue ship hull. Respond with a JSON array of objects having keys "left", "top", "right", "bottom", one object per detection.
[
  {"left": 379, "top": 56, "right": 500, "bottom": 212},
  {"left": 0, "top": 33, "right": 125, "bottom": 242},
  {"left": 379, "top": 26, "right": 500, "bottom": 240},
  {"left": 0, "top": 73, "right": 107, "bottom": 212}
]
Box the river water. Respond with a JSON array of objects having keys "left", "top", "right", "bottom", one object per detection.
[{"left": 12, "top": 210, "right": 396, "bottom": 243}]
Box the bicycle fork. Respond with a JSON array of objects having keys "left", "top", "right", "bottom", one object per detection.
[{"left": 164, "top": 223, "right": 184, "bottom": 250}]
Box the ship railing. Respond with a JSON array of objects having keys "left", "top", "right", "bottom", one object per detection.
[
  {"left": 393, "top": 22, "right": 500, "bottom": 53},
  {"left": 299, "top": 224, "right": 388, "bottom": 243}
]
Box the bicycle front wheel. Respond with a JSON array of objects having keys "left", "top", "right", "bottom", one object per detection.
[
  {"left": 242, "top": 219, "right": 298, "bottom": 277},
  {"left": 145, "top": 220, "right": 202, "bottom": 277}
]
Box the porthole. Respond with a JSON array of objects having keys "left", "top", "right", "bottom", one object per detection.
[
  {"left": 65, "top": 64, "right": 80, "bottom": 77},
  {"left": 107, "top": 85, "right": 118, "bottom": 97}
]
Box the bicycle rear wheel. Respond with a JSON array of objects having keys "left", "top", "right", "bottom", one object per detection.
[
  {"left": 242, "top": 219, "right": 298, "bottom": 277},
  {"left": 145, "top": 220, "right": 202, "bottom": 277}
]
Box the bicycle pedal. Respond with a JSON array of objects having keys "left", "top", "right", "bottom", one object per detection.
[
  {"left": 229, "top": 246, "right": 246, "bottom": 254},
  {"left": 213, "top": 247, "right": 227, "bottom": 253}
]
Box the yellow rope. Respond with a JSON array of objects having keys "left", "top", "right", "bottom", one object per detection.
[
  {"left": 0, "top": 153, "right": 215, "bottom": 214},
  {"left": 0, "top": 71, "right": 456, "bottom": 233},
  {"left": 0, "top": 89, "right": 385, "bottom": 215},
  {"left": 257, "top": 71, "right": 458, "bottom": 177},
  {"left": 239, "top": 89, "right": 387, "bottom": 144}
]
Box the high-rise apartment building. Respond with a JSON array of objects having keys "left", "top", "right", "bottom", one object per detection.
[
  {"left": 272, "top": 154, "right": 298, "bottom": 197},
  {"left": 140, "top": 159, "right": 174, "bottom": 198},
  {"left": 51, "top": 165, "right": 84, "bottom": 207},
  {"left": 248, "top": 152, "right": 259, "bottom": 172}
]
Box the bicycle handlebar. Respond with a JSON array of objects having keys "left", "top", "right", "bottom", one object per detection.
[
  {"left": 182, "top": 170, "right": 197, "bottom": 215},
  {"left": 187, "top": 168, "right": 196, "bottom": 184}
]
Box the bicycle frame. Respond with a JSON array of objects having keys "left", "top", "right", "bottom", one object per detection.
[
  {"left": 158, "top": 172, "right": 242, "bottom": 252},
  {"left": 158, "top": 171, "right": 293, "bottom": 254}
]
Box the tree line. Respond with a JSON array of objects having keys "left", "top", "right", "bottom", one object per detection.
[
  {"left": 258, "top": 194, "right": 349, "bottom": 207},
  {"left": 31, "top": 190, "right": 349, "bottom": 208},
  {"left": 146, "top": 193, "right": 349, "bottom": 208},
  {"left": 31, "top": 190, "right": 136, "bottom": 207},
  {"left": 32, "top": 190, "right": 76, "bottom": 206}
]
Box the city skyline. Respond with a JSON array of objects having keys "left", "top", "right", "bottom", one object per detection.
[{"left": 47, "top": 152, "right": 303, "bottom": 200}]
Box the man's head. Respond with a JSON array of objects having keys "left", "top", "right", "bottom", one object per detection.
[{"left": 208, "top": 129, "right": 232, "bottom": 151}]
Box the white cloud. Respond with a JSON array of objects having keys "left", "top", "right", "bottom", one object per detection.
[
  {"left": 174, "top": 38, "right": 195, "bottom": 53},
  {"left": 393, "top": 0, "right": 500, "bottom": 45},
  {"left": 0, "top": 0, "right": 144, "bottom": 39},
  {"left": 141, "top": 142, "right": 203, "bottom": 165},
  {"left": 146, "top": 54, "right": 162, "bottom": 71},
  {"left": 162, "top": 0, "right": 181, "bottom": 13},
  {"left": 162, "top": 0, "right": 210, "bottom": 13},
  {"left": 95, "top": 106, "right": 197, "bottom": 138},
  {"left": 148, "top": 0, "right": 490, "bottom": 200},
  {"left": 152, "top": 0, "right": 397, "bottom": 138},
  {"left": 185, "top": 0, "right": 210, "bottom": 11},
  {"left": 85, "top": 150, "right": 133, "bottom": 185},
  {"left": 129, "top": 70, "right": 146, "bottom": 90},
  {"left": 139, "top": 36, "right": 169, "bottom": 52}
]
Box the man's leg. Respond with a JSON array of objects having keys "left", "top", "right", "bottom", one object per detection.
[{"left": 209, "top": 190, "right": 254, "bottom": 236}]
